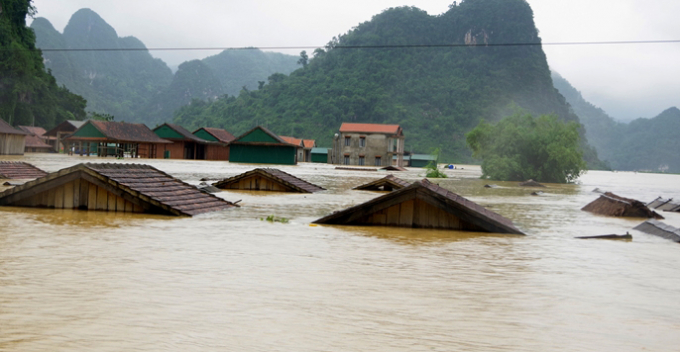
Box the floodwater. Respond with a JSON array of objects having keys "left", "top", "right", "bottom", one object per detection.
[{"left": 1, "top": 154, "right": 679, "bottom": 352}]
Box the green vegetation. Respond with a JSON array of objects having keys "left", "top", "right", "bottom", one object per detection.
[
  {"left": 466, "top": 112, "right": 586, "bottom": 183},
  {"left": 261, "top": 215, "right": 289, "bottom": 223},
  {"left": 31, "top": 10, "right": 298, "bottom": 124},
  {"left": 424, "top": 148, "right": 447, "bottom": 178},
  {"left": 171, "top": 0, "right": 602, "bottom": 165},
  {"left": 553, "top": 72, "right": 680, "bottom": 172},
  {"left": 0, "top": 0, "right": 86, "bottom": 128}
]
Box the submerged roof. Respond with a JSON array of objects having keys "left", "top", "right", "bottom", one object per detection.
[
  {"left": 582, "top": 192, "right": 664, "bottom": 219},
  {"left": 67, "top": 121, "right": 170, "bottom": 144},
  {"left": 0, "top": 162, "right": 48, "bottom": 179},
  {"left": 381, "top": 166, "right": 407, "bottom": 171},
  {"left": 0, "top": 163, "right": 234, "bottom": 216},
  {"left": 44, "top": 120, "right": 85, "bottom": 136},
  {"left": 647, "top": 197, "right": 680, "bottom": 212},
  {"left": 353, "top": 174, "right": 412, "bottom": 191},
  {"left": 231, "top": 126, "right": 297, "bottom": 146},
  {"left": 213, "top": 168, "right": 325, "bottom": 193},
  {"left": 634, "top": 219, "right": 680, "bottom": 242},
  {"left": 0, "top": 119, "right": 27, "bottom": 135},
  {"left": 311, "top": 147, "right": 328, "bottom": 154},
  {"left": 410, "top": 154, "right": 437, "bottom": 161},
  {"left": 315, "top": 179, "right": 524, "bottom": 234},
  {"left": 339, "top": 123, "right": 402, "bottom": 135},
  {"left": 193, "top": 127, "right": 236, "bottom": 144}
]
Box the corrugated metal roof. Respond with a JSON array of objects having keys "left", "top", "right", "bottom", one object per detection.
[
  {"left": 69, "top": 121, "right": 170, "bottom": 144},
  {"left": 0, "top": 119, "right": 27, "bottom": 135},
  {"left": 156, "top": 123, "right": 208, "bottom": 143},
  {"left": 314, "top": 179, "right": 525, "bottom": 235},
  {"left": 311, "top": 147, "right": 328, "bottom": 154},
  {"left": 232, "top": 126, "right": 296, "bottom": 146},
  {"left": 196, "top": 127, "right": 236, "bottom": 143},
  {"left": 339, "top": 123, "right": 401, "bottom": 134},
  {"left": 634, "top": 219, "right": 680, "bottom": 242},
  {"left": 0, "top": 163, "right": 235, "bottom": 216},
  {"left": 0, "top": 162, "right": 48, "bottom": 179},
  {"left": 213, "top": 168, "right": 325, "bottom": 193},
  {"left": 410, "top": 154, "right": 437, "bottom": 161}
]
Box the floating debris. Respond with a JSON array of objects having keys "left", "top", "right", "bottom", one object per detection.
[
  {"left": 213, "top": 168, "right": 325, "bottom": 193},
  {"left": 531, "top": 191, "right": 544, "bottom": 196},
  {"left": 634, "top": 220, "right": 680, "bottom": 243},
  {"left": 519, "top": 179, "right": 546, "bottom": 187},
  {"left": 484, "top": 184, "right": 499, "bottom": 188},
  {"left": 335, "top": 167, "right": 378, "bottom": 172},
  {"left": 353, "top": 175, "right": 412, "bottom": 192},
  {"left": 582, "top": 192, "right": 664, "bottom": 219},
  {"left": 576, "top": 233, "right": 632, "bottom": 240},
  {"left": 198, "top": 182, "right": 221, "bottom": 194},
  {"left": 314, "top": 179, "right": 524, "bottom": 235}
]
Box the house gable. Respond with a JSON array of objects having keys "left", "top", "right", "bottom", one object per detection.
[
  {"left": 154, "top": 125, "right": 185, "bottom": 140},
  {"left": 71, "top": 122, "right": 106, "bottom": 138},
  {"left": 236, "top": 127, "right": 280, "bottom": 144},
  {"left": 193, "top": 129, "right": 218, "bottom": 142}
]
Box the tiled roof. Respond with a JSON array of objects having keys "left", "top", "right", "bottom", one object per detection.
[
  {"left": 24, "top": 135, "right": 52, "bottom": 149},
  {"left": 280, "top": 136, "right": 303, "bottom": 146},
  {"left": 303, "top": 139, "right": 315, "bottom": 149},
  {"left": 197, "top": 127, "right": 236, "bottom": 143},
  {"left": 339, "top": 123, "right": 401, "bottom": 134},
  {"left": 213, "top": 168, "right": 325, "bottom": 193},
  {"left": 70, "top": 121, "right": 170, "bottom": 144},
  {"left": 18, "top": 126, "right": 47, "bottom": 137},
  {"left": 0, "top": 119, "right": 27, "bottom": 135},
  {"left": 0, "top": 162, "right": 48, "bottom": 179},
  {"left": 0, "top": 163, "right": 235, "bottom": 216},
  {"left": 314, "top": 179, "right": 525, "bottom": 235},
  {"left": 353, "top": 174, "right": 412, "bottom": 191},
  {"left": 44, "top": 120, "right": 85, "bottom": 137}
]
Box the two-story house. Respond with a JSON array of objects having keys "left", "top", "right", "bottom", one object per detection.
[{"left": 332, "top": 123, "right": 405, "bottom": 167}]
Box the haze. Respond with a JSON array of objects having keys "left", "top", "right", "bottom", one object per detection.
[{"left": 30, "top": 0, "right": 680, "bottom": 122}]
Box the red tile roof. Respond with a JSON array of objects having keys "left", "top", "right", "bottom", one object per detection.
[
  {"left": 302, "top": 139, "right": 315, "bottom": 149},
  {"left": 279, "top": 136, "right": 303, "bottom": 146},
  {"left": 339, "top": 123, "right": 401, "bottom": 134},
  {"left": 197, "top": 127, "right": 236, "bottom": 143}
]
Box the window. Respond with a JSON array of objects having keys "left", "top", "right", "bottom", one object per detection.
[
  {"left": 344, "top": 136, "right": 351, "bottom": 146},
  {"left": 375, "top": 156, "right": 382, "bottom": 166},
  {"left": 359, "top": 137, "right": 366, "bottom": 147},
  {"left": 344, "top": 155, "right": 350, "bottom": 165},
  {"left": 359, "top": 156, "right": 365, "bottom": 166}
]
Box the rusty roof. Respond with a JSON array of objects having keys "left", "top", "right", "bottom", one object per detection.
[
  {"left": 18, "top": 126, "right": 47, "bottom": 137},
  {"left": 195, "top": 127, "right": 236, "bottom": 143},
  {"left": 339, "top": 123, "right": 402, "bottom": 135},
  {"left": 582, "top": 192, "right": 664, "bottom": 219},
  {"left": 279, "top": 136, "right": 303, "bottom": 146},
  {"left": 314, "top": 179, "right": 525, "bottom": 235},
  {"left": 24, "top": 135, "right": 52, "bottom": 149},
  {"left": 303, "top": 139, "right": 315, "bottom": 149},
  {"left": 0, "top": 162, "right": 48, "bottom": 180},
  {"left": 69, "top": 121, "right": 171, "bottom": 144},
  {"left": 44, "top": 120, "right": 85, "bottom": 137},
  {"left": 213, "top": 168, "right": 325, "bottom": 193},
  {"left": 0, "top": 119, "right": 27, "bottom": 135},
  {"left": 0, "top": 163, "right": 235, "bottom": 216},
  {"left": 353, "top": 174, "right": 412, "bottom": 191}
]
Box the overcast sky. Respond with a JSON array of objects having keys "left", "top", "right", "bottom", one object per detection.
[{"left": 30, "top": 0, "right": 679, "bottom": 122}]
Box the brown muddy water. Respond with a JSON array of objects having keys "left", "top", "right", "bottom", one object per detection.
[{"left": 1, "top": 154, "right": 679, "bottom": 351}]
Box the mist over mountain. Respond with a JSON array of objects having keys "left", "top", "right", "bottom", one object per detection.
[
  {"left": 173, "top": 0, "right": 600, "bottom": 164},
  {"left": 31, "top": 8, "right": 298, "bottom": 124},
  {"left": 553, "top": 72, "right": 680, "bottom": 172}
]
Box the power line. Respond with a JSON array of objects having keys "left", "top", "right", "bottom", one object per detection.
[{"left": 32, "top": 39, "right": 680, "bottom": 52}]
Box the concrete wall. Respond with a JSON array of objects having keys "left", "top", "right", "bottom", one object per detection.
[{"left": 334, "top": 132, "right": 404, "bottom": 166}]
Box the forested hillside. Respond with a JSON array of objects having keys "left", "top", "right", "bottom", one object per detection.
[
  {"left": 0, "top": 0, "right": 86, "bottom": 128},
  {"left": 173, "top": 0, "right": 597, "bottom": 163},
  {"left": 553, "top": 72, "right": 680, "bottom": 172},
  {"left": 31, "top": 9, "right": 298, "bottom": 124}
]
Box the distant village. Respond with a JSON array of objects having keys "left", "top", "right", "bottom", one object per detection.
[{"left": 0, "top": 118, "right": 436, "bottom": 167}]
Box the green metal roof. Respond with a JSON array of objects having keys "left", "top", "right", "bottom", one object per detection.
[
  {"left": 410, "top": 154, "right": 437, "bottom": 161},
  {"left": 311, "top": 147, "right": 328, "bottom": 154}
]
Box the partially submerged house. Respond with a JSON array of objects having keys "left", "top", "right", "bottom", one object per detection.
[
  {"left": 310, "top": 148, "right": 329, "bottom": 163},
  {"left": 647, "top": 197, "right": 680, "bottom": 212},
  {"left": 213, "top": 168, "right": 325, "bottom": 193},
  {"left": 0, "top": 163, "right": 235, "bottom": 216},
  {"left": 332, "top": 123, "right": 405, "bottom": 167},
  {"left": 634, "top": 219, "right": 680, "bottom": 243},
  {"left": 0, "top": 162, "right": 48, "bottom": 180},
  {"left": 280, "top": 136, "right": 304, "bottom": 162},
  {"left": 314, "top": 179, "right": 525, "bottom": 234},
  {"left": 153, "top": 123, "right": 230, "bottom": 160},
  {"left": 302, "top": 139, "right": 315, "bottom": 162},
  {"left": 409, "top": 154, "right": 436, "bottom": 168},
  {"left": 0, "top": 119, "right": 26, "bottom": 155},
  {"left": 18, "top": 126, "right": 52, "bottom": 153},
  {"left": 229, "top": 126, "right": 298, "bottom": 165},
  {"left": 44, "top": 120, "right": 85, "bottom": 152},
  {"left": 65, "top": 120, "right": 170, "bottom": 158},
  {"left": 582, "top": 192, "right": 664, "bottom": 219},
  {"left": 193, "top": 127, "right": 236, "bottom": 160},
  {"left": 353, "top": 174, "right": 412, "bottom": 191}
]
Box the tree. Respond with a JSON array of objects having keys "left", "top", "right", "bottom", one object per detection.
[
  {"left": 466, "top": 112, "right": 586, "bottom": 183},
  {"left": 297, "top": 50, "right": 308, "bottom": 68}
]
